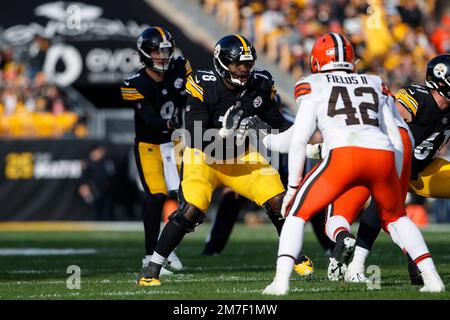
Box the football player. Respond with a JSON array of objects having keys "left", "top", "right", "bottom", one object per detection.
[
  {"left": 121, "top": 27, "right": 192, "bottom": 276},
  {"left": 261, "top": 33, "right": 444, "bottom": 295},
  {"left": 341, "top": 54, "right": 450, "bottom": 284},
  {"left": 136, "top": 34, "right": 312, "bottom": 286}
]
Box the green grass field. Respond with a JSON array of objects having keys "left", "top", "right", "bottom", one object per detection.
[{"left": 0, "top": 223, "right": 449, "bottom": 300}]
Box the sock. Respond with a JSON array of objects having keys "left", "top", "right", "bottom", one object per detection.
[
  {"left": 387, "top": 216, "right": 433, "bottom": 269},
  {"left": 416, "top": 258, "right": 436, "bottom": 273},
  {"left": 142, "top": 196, "right": 165, "bottom": 255},
  {"left": 356, "top": 200, "right": 381, "bottom": 250},
  {"left": 351, "top": 246, "right": 369, "bottom": 267},
  {"left": 274, "top": 216, "right": 305, "bottom": 285},
  {"left": 152, "top": 221, "right": 187, "bottom": 262},
  {"left": 325, "top": 215, "right": 350, "bottom": 242}
]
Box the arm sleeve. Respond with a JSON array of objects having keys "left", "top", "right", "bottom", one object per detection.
[
  {"left": 380, "top": 98, "right": 404, "bottom": 177},
  {"left": 263, "top": 125, "right": 293, "bottom": 153},
  {"left": 288, "top": 99, "right": 318, "bottom": 187}
]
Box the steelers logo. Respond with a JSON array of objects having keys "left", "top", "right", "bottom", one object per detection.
[
  {"left": 214, "top": 44, "right": 221, "bottom": 58},
  {"left": 253, "top": 96, "right": 263, "bottom": 108},
  {"left": 174, "top": 78, "right": 183, "bottom": 89},
  {"left": 433, "top": 63, "right": 447, "bottom": 79}
]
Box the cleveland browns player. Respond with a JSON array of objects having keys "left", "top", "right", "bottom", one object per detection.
[
  {"left": 258, "top": 33, "right": 443, "bottom": 295},
  {"left": 342, "top": 54, "right": 450, "bottom": 285},
  {"left": 136, "top": 34, "right": 312, "bottom": 286},
  {"left": 121, "top": 26, "right": 192, "bottom": 277}
]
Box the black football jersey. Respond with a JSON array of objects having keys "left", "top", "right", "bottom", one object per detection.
[
  {"left": 121, "top": 57, "right": 192, "bottom": 144},
  {"left": 396, "top": 84, "right": 450, "bottom": 179},
  {"left": 184, "top": 68, "right": 290, "bottom": 159}
]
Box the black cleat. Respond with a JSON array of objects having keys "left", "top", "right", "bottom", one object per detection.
[
  {"left": 328, "top": 232, "right": 356, "bottom": 281},
  {"left": 407, "top": 254, "right": 424, "bottom": 285}
]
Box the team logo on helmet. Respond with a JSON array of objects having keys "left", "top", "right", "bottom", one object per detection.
[
  {"left": 214, "top": 44, "right": 221, "bottom": 58},
  {"left": 137, "top": 35, "right": 143, "bottom": 48},
  {"left": 433, "top": 63, "right": 447, "bottom": 79},
  {"left": 253, "top": 96, "right": 263, "bottom": 108},
  {"left": 174, "top": 78, "right": 183, "bottom": 89}
]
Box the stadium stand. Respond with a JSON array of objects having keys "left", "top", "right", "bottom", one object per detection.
[
  {"left": 0, "top": 45, "right": 85, "bottom": 138},
  {"left": 199, "top": 0, "right": 449, "bottom": 91}
]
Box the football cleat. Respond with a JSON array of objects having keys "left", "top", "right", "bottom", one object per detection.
[
  {"left": 407, "top": 254, "right": 424, "bottom": 286},
  {"left": 328, "top": 233, "right": 356, "bottom": 281},
  {"left": 262, "top": 280, "right": 289, "bottom": 296},
  {"left": 138, "top": 277, "right": 161, "bottom": 287},
  {"left": 294, "top": 255, "right": 314, "bottom": 276},
  {"left": 167, "top": 251, "right": 183, "bottom": 271},
  {"left": 344, "top": 260, "right": 368, "bottom": 283},
  {"left": 420, "top": 270, "right": 445, "bottom": 293},
  {"left": 142, "top": 256, "right": 174, "bottom": 275}
]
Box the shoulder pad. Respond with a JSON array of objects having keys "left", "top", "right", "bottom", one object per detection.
[
  {"left": 294, "top": 76, "right": 312, "bottom": 100},
  {"left": 251, "top": 69, "right": 275, "bottom": 95},
  {"left": 121, "top": 70, "right": 144, "bottom": 101},
  {"left": 185, "top": 70, "right": 209, "bottom": 102},
  {"left": 172, "top": 56, "right": 192, "bottom": 77},
  {"left": 396, "top": 85, "right": 420, "bottom": 116}
]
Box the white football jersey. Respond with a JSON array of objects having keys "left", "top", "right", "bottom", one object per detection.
[{"left": 294, "top": 71, "right": 398, "bottom": 152}]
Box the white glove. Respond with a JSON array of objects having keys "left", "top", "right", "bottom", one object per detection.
[
  {"left": 281, "top": 185, "right": 299, "bottom": 218},
  {"left": 306, "top": 143, "right": 322, "bottom": 159}
]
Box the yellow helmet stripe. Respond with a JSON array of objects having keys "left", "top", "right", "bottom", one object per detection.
[
  {"left": 155, "top": 27, "right": 167, "bottom": 42},
  {"left": 234, "top": 34, "right": 249, "bottom": 53}
]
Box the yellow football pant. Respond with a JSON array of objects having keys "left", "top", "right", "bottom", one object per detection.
[
  {"left": 409, "top": 157, "right": 450, "bottom": 198},
  {"left": 134, "top": 141, "right": 183, "bottom": 196},
  {"left": 180, "top": 147, "right": 285, "bottom": 213}
]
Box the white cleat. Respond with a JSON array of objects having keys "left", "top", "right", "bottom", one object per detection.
[
  {"left": 262, "top": 281, "right": 289, "bottom": 296},
  {"left": 142, "top": 256, "right": 173, "bottom": 276},
  {"left": 328, "top": 258, "right": 346, "bottom": 281},
  {"left": 420, "top": 270, "right": 445, "bottom": 293},
  {"left": 167, "top": 251, "right": 183, "bottom": 271},
  {"left": 344, "top": 262, "right": 368, "bottom": 283}
]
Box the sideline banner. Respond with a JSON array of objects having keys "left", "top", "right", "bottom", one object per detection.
[{"left": 0, "top": 139, "right": 131, "bottom": 220}]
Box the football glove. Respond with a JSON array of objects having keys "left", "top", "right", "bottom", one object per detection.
[
  {"left": 281, "top": 185, "right": 299, "bottom": 218},
  {"left": 219, "top": 102, "right": 244, "bottom": 138},
  {"left": 305, "top": 143, "right": 322, "bottom": 159},
  {"left": 236, "top": 115, "right": 272, "bottom": 145}
]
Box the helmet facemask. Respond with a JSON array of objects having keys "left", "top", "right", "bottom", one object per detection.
[
  {"left": 215, "top": 54, "right": 255, "bottom": 87},
  {"left": 138, "top": 35, "right": 174, "bottom": 73}
]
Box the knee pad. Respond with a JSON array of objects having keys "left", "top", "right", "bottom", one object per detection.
[
  {"left": 263, "top": 193, "right": 284, "bottom": 221},
  {"left": 169, "top": 202, "right": 204, "bottom": 233}
]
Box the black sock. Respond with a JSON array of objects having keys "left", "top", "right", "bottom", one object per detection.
[
  {"left": 153, "top": 220, "right": 187, "bottom": 259},
  {"left": 270, "top": 216, "right": 284, "bottom": 235},
  {"left": 311, "top": 210, "right": 336, "bottom": 252},
  {"left": 142, "top": 195, "right": 166, "bottom": 255},
  {"left": 356, "top": 201, "right": 381, "bottom": 250},
  {"left": 336, "top": 230, "right": 353, "bottom": 243}
]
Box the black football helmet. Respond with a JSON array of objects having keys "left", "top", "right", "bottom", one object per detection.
[
  {"left": 426, "top": 54, "right": 450, "bottom": 100},
  {"left": 137, "top": 26, "right": 175, "bottom": 72},
  {"left": 213, "top": 34, "right": 257, "bottom": 86}
]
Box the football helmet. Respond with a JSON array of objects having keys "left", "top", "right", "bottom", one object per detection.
[
  {"left": 137, "top": 26, "right": 175, "bottom": 72},
  {"left": 425, "top": 54, "right": 450, "bottom": 100},
  {"left": 213, "top": 34, "right": 257, "bottom": 86},
  {"left": 310, "top": 33, "right": 355, "bottom": 73}
]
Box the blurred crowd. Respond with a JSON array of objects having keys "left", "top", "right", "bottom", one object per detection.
[
  {"left": 0, "top": 36, "right": 85, "bottom": 138},
  {"left": 202, "top": 0, "right": 449, "bottom": 91}
]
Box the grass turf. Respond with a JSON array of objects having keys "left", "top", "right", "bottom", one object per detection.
[{"left": 0, "top": 223, "right": 449, "bottom": 300}]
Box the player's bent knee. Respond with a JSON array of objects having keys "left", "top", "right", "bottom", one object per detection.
[
  {"left": 169, "top": 203, "right": 204, "bottom": 233},
  {"left": 263, "top": 193, "right": 284, "bottom": 220}
]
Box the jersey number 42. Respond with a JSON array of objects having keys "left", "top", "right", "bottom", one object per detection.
[{"left": 328, "top": 86, "right": 380, "bottom": 127}]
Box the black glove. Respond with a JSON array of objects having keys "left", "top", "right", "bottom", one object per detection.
[{"left": 236, "top": 115, "right": 271, "bottom": 145}]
